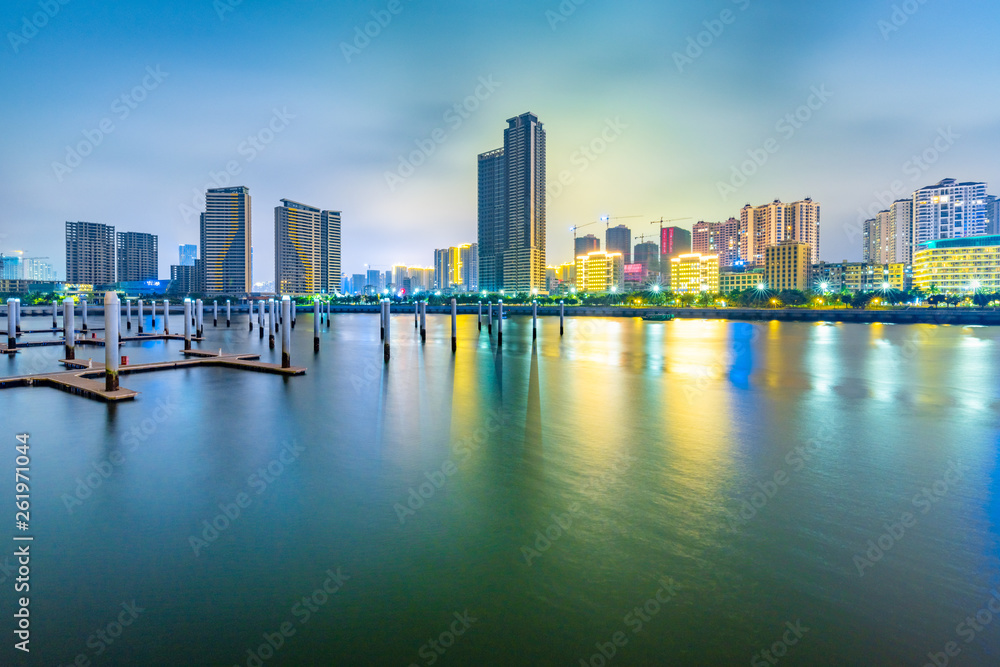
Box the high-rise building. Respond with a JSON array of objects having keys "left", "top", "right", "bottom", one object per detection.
[
  {"left": 575, "top": 234, "right": 600, "bottom": 258},
  {"left": 350, "top": 274, "right": 365, "bottom": 295},
  {"left": 912, "top": 179, "right": 988, "bottom": 253},
  {"left": 366, "top": 269, "right": 383, "bottom": 294},
  {"left": 168, "top": 264, "right": 199, "bottom": 295},
  {"left": 862, "top": 217, "right": 878, "bottom": 264},
  {"left": 0, "top": 253, "right": 23, "bottom": 280},
  {"left": 477, "top": 112, "right": 546, "bottom": 294},
  {"left": 575, "top": 251, "right": 624, "bottom": 294},
  {"left": 434, "top": 249, "right": 449, "bottom": 290},
  {"left": 692, "top": 219, "right": 740, "bottom": 268},
  {"left": 765, "top": 241, "right": 812, "bottom": 291},
  {"left": 116, "top": 231, "right": 158, "bottom": 282},
  {"left": 633, "top": 241, "right": 659, "bottom": 275},
  {"left": 23, "top": 258, "right": 55, "bottom": 281},
  {"left": 787, "top": 199, "right": 821, "bottom": 264},
  {"left": 740, "top": 199, "right": 820, "bottom": 267},
  {"left": 670, "top": 254, "right": 720, "bottom": 294},
  {"left": 660, "top": 226, "right": 692, "bottom": 263},
  {"left": 432, "top": 244, "right": 478, "bottom": 291},
  {"left": 606, "top": 225, "right": 631, "bottom": 264},
  {"left": 890, "top": 199, "right": 914, "bottom": 265},
  {"left": 66, "top": 221, "right": 115, "bottom": 284},
  {"left": 179, "top": 244, "right": 197, "bottom": 267},
  {"left": 320, "top": 210, "right": 342, "bottom": 295},
  {"left": 985, "top": 195, "right": 999, "bottom": 236},
  {"left": 201, "top": 186, "right": 251, "bottom": 294}
]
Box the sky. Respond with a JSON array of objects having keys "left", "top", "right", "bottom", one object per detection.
[{"left": 2, "top": 0, "right": 999, "bottom": 282}]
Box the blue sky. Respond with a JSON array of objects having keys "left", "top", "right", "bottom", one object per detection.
[{"left": 2, "top": 0, "right": 998, "bottom": 281}]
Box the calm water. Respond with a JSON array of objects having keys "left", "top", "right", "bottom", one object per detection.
[{"left": 2, "top": 312, "right": 999, "bottom": 666}]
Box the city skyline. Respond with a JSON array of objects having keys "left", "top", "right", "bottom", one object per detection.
[{"left": 4, "top": 1, "right": 1000, "bottom": 282}]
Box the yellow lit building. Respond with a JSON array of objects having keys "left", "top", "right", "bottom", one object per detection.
[
  {"left": 720, "top": 267, "right": 766, "bottom": 293},
  {"left": 765, "top": 241, "right": 812, "bottom": 291},
  {"left": 913, "top": 235, "right": 1000, "bottom": 293},
  {"left": 575, "top": 251, "right": 624, "bottom": 293},
  {"left": 670, "top": 253, "right": 720, "bottom": 294}
]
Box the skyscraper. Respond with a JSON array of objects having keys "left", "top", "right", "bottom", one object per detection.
[
  {"left": 660, "top": 226, "right": 692, "bottom": 287},
  {"left": 434, "top": 249, "right": 449, "bottom": 290},
  {"left": 912, "top": 179, "right": 988, "bottom": 251},
  {"left": 477, "top": 112, "right": 546, "bottom": 293},
  {"left": 275, "top": 199, "right": 321, "bottom": 295},
  {"left": 66, "top": 221, "right": 115, "bottom": 284},
  {"left": 320, "top": 210, "right": 342, "bottom": 294},
  {"left": 890, "top": 199, "right": 914, "bottom": 265},
  {"left": 787, "top": 198, "right": 821, "bottom": 264},
  {"left": 201, "top": 186, "right": 251, "bottom": 294},
  {"left": 740, "top": 199, "right": 820, "bottom": 266},
  {"left": 477, "top": 148, "right": 505, "bottom": 292},
  {"left": 179, "top": 244, "right": 197, "bottom": 267},
  {"left": 692, "top": 218, "right": 740, "bottom": 267},
  {"left": 985, "top": 195, "right": 999, "bottom": 235},
  {"left": 117, "top": 232, "right": 158, "bottom": 282},
  {"left": 634, "top": 241, "right": 659, "bottom": 274},
  {"left": 606, "top": 225, "right": 631, "bottom": 264},
  {"left": 575, "top": 234, "right": 600, "bottom": 257}
]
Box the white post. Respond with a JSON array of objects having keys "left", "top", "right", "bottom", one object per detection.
[
  {"left": 451, "top": 298, "right": 457, "bottom": 352},
  {"left": 81, "top": 297, "right": 88, "bottom": 331},
  {"left": 478, "top": 301, "right": 482, "bottom": 331},
  {"left": 420, "top": 301, "right": 426, "bottom": 342},
  {"left": 183, "top": 299, "right": 192, "bottom": 351},
  {"left": 138, "top": 299, "right": 144, "bottom": 334},
  {"left": 213, "top": 300, "right": 218, "bottom": 327},
  {"left": 196, "top": 299, "right": 204, "bottom": 337},
  {"left": 258, "top": 301, "right": 264, "bottom": 339},
  {"left": 532, "top": 300, "right": 538, "bottom": 340},
  {"left": 163, "top": 300, "right": 170, "bottom": 335},
  {"left": 326, "top": 300, "right": 331, "bottom": 328},
  {"left": 52, "top": 300, "right": 58, "bottom": 329},
  {"left": 14, "top": 299, "right": 20, "bottom": 333},
  {"left": 281, "top": 296, "right": 292, "bottom": 368},
  {"left": 151, "top": 298, "right": 157, "bottom": 330},
  {"left": 268, "top": 299, "right": 276, "bottom": 349},
  {"left": 104, "top": 292, "right": 119, "bottom": 391},
  {"left": 6, "top": 299, "right": 14, "bottom": 350},
  {"left": 313, "top": 298, "right": 320, "bottom": 353},
  {"left": 415, "top": 300, "right": 419, "bottom": 329},
  {"left": 291, "top": 300, "right": 296, "bottom": 329},
  {"left": 380, "top": 299, "right": 385, "bottom": 340},
  {"left": 383, "top": 299, "right": 391, "bottom": 362},
  {"left": 226, "top": 300, "right": 231, "bottom": 327},
  {"left": 126, "top": 299, "right": 132, "bottom": 330},
  {"left": 63, "top": 297, "right": 75, "bottom": 359},
  {"left": 497, "top": 299, "right": 503, "bottom": 347},
  {"left": 560, "top": 301, "right": 565, "bottom": 336},
  {"left": 488, "top": 302, "right": 493, "bottom": 334}
]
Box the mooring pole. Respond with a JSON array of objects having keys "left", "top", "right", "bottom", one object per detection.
[
  {"left": 281, "top": 296, "right": 292, "bottom": 368},
  {"left": 532, "top": 300, "right": 538, "bottom": 340},
  {"left": 183, "top": 299, "right": 192, "bottom": 351},
  {"left": 226, "top": 299, "right": 231, "bottom": 327},
  {"left": 451, "top": 298, "right": 457, "bottom": 352},
  {"left": 417, "top": 301, "right": 425, "bottom": 342},
  {"left": 14, "top": 299, "right": 20, "bottom": 334},
  {"left": 138, "top": 299, "right": 144, "bottom": 334},
  {"left": 163, "top": 300, "right": 170, "bottom": 335},
  {"left": 6, "top": 299, "right": 15, "bottom": 350},
  {"left": 196, "top": 299, "right": 204, "bottom": 337},
  {"left": 560, "top": 301, "right": 565, "bottom": 336},
  {"left": 104, "top": 292, "right": 119, "bottom": 391},
  {"left": 291, "top": 300, "right": 296, "bottom": 329},
  {"left": 258, "top": 301, "right": 264, "bottom": 339},
  {"left": 326, "top": 301, "right": 331, "bottom": 328},
  {"left": 380, "top": 299, "right": 385, "bottom": 341},
  {"left": 478, "top": 301, "right": 482, "bottom": 331},
  {"left": 488, "top": 302, "right": 493, "bottom": 335},
  {"left": 81, "top": 297, "right": 88, "bottom": 331},
  {"left": 63, "top": 297, "right": 75, "bottom": 360},
  {"left": 497, "top": 299, "right": 503, "bottom": 347},
  {"left": 383, "top": 299, "right": 391, "bottom": 362},
  {"left": 213, "top": 300, "right": 218, "bottom": 327},
  {"left": 268, "top": 299, "right": 275, "bottom": 349},
  {"left": 415, "top": 300, "right": 419, "bottom": 329},
  {"left": 313, "top": 298, "right": 320, "bottom": 353},
  {"left": 52, "top": 300, "right": 58, "bottom": 329},
  {"left": 126, "top": 299, "right": 132, "bottom": 330},
  {"left": 151, "top": 299, "right": 157, "bottom": 330}
]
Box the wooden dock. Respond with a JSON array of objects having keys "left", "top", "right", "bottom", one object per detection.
[{"left": 0, "top": 349, "right": 305, "bottom": 403}]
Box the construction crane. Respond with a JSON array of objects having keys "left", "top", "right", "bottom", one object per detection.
[
  {"left": 650, "top": 217, "right": 692, "bottom": 232},
  {"left": 600, "top": 214, "right": 643, "bottom": 230},
  {"left": 569, "top": 220, "right": 601, "bottom": 240}
]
